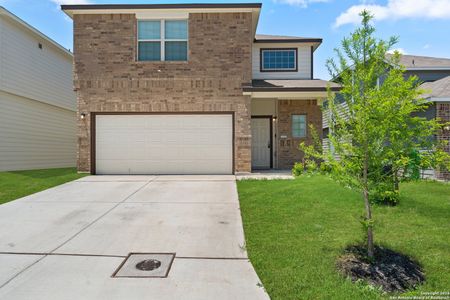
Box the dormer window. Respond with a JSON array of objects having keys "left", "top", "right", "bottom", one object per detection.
[
  {"left": 137, "top": 20, "right": 188, "bottom": 61},
  {"left": 260, "top": 48, "right": 297, "bottom": 72}
]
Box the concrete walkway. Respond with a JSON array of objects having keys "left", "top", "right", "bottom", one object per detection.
[{"left": 0, "top": 175, "right": 269, "bottom": 300}]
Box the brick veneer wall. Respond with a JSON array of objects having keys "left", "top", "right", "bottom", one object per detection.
[
  {"left": 277, "top": 100, "right": 322, "bottom": 169},
  {"left": 73, "top": 12, "right": 253, "bottom": 173},
  {"left": 436, "top": 102, "right": 450, "bottom": 180}
]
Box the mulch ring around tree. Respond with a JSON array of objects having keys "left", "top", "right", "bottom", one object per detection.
[{"left": 336, "top": 245, "right": 425, "bottom": 293}]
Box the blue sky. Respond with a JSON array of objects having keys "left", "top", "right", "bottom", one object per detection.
[{"left": 2, "top": 0, "right": 450, "bottom": 79}]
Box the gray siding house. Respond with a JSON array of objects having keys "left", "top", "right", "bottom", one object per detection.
[
  {"left": 0, "top": 7, "right": 76, "bottom": 171},
  {"left": 322, "top": 54, "right": 450, "bottom": 180}
]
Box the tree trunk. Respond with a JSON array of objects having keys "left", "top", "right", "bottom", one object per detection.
[
  {"left": 363, "top": 145, "right": 375, "bottom": 259},
  {"left": 363, "top": 187, "right": 374, "bottom": 259},
  {"left": 394, "top": 173, "right": 399, "bottom": 192}
]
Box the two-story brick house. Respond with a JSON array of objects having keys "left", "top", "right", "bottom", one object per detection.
[{"left": 62, "top": 3, "right": 339, "bottom": 175}]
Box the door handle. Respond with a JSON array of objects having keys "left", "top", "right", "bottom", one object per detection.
[{"left": 268, "top": 142, "right": 271, "bottom": 149}]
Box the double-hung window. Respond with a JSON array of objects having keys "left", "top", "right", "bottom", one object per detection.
[
  {"left": 138, "top": 20, "right": 188, "bottom": 61},
  {"left": 292, "top": 115, "right": 307, "bottom": 138},
  {"left": 260, "top": 48, "right": 297, "bottom": 72}
]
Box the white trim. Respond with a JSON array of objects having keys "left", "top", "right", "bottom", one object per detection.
[
  {"left": 430, "top": 97, "right": 450, "bottom": 102},
  {"left": 64, "top": 7, "right": 260, "bottom": 17},
  {"left": 406, "top": 67, "right": 450, "bottom": 71},
  {"left": 260, "top": 48, "right": 297, "bottom": 72},
  {"left": 136, "top": 11, "right": 189, "bottom": 19},
  {"left": 137, "top": 19, "right": 188, "bottom": 62},
  {"left": 244, "top": 91, "right": 333, "bottom": 100},
  {"left": 161, "top": 19, "right": 165, "bottom": 61}
]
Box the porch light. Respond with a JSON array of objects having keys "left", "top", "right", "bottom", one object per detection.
[
  {"left": 80, "top": 113, "right": 86, "bottom": 120},
  {"left": 272, "top": 116, "right": 278, "bottom": 121}
]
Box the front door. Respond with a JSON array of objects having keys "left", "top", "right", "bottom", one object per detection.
[{"left": 251, "top": 117, "right": 272, "bottom": 169}]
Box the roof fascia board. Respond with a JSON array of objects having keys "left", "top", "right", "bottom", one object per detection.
[
  {"left": 429, "top": 97, "right": 450, "bottom": 102},
  {"left": 62, "top": 6, "right": 261, "bottom": 18},
  {"left": 243, "top": 86, "right": 341, "bottom": 92},
  {"left": 243, "top": 91, "right": 334, "bottom": 99},
  {"left": 61, "top": 3, "right": 262, "bottom": 10},
  {"left": 254, "top": 38, "right": 322, "bottom": 43},
  {"left": 405, "top": 67, "right": 450, "bottom": 71}
]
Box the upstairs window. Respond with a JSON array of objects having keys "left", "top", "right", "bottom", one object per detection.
[
  {"left": 260, "top": 48, "right": 297, "bottom": 72},
  {"left": 292, "top": 115, "right": 306, "bottom": 138},
  {"left": 138, "top": 20, "right": 188, "bottom": 61}
]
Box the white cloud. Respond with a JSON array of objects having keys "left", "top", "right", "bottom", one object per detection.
[
  {"left": 273, "top": 0, "right": 330, "bottom": 8},
  {"left": 334, "top": 0, "right": 450, "bottom": 27},
  {"left": 387, "top": 48, "right": 407, "bottom": 54},
  {"left": 423, "top": 44, "right": 431, "bottom": 49}
]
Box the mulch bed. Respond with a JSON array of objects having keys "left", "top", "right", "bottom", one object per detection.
[{"left": 337, "top": 245, "right": 425, "bottom": 293}]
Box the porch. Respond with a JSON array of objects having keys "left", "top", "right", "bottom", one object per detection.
[{"left": 243, "top": 79, "right": 340, "bottom": 171}]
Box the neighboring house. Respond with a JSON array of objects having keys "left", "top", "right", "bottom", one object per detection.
[
  {"left": 0, "top": 7, "right": 76, "bottom": 171},
  {"left": 62, "top": 3, "right": 339, "bottom": 175},
  {"left": 322, "top": 54, "right": 450, "bottom": 180}
]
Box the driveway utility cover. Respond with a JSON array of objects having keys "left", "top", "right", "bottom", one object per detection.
[{"left": 113, "top": 253, "right": 175, "bottom": 278}]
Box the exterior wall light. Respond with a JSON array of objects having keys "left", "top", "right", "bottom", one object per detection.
[
  {"left": 272, "top": 116, "right": 278, "bottom": 122},
  {"left": 80, "top": 113, "right": 86, "bottom": 120}
]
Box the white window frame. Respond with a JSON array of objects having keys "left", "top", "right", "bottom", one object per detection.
[
  {"left": 137, "top": 19, "right": 188, "bottom": 62},
  {"left": 261, "top": 48, "right": 297, "bottom": 72},
  {"left": 292, "top": 114, "right": 307, "bottom": 138}
]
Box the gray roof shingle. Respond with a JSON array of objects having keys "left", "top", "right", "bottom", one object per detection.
[
  {"left": 420, "top": 76, "right": 450, "bottom": 99},
  {"left": 387, "top": 54, "right": 450, "bottom": 69},
  {"left": 244, "top": 79, "right": 341, "bottom": 92}
]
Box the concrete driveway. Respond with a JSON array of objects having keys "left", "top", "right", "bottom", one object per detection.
[{"left": 0, "top": 175, "right": 269, "bottom": 300}]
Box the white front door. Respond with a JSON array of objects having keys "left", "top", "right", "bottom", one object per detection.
[
  {"left": 251, "top": 117, "right": 271, "bottom": 169},
  {"left": 95, "top": 114, "right": 233, "bottom": 175}
]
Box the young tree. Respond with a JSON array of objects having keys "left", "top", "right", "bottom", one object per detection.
[{"left": 301, "top": 11, "right": 449, "bottom": 259}]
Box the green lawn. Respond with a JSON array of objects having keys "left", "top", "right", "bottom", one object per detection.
[
  {"left": 0, "top": 168, "right": 88, "bottom": 205},
  {"left": 237, "top": 175, "right": 450, "bottom": 300}
]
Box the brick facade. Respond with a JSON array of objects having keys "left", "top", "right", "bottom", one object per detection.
[
  {"left": 277, "top": 100, "right": 322, "bottom": 169},
  {"left": 436, "top": 102, "right": 450, "bottom": 180},
  {"left": 73, "top": 13, "right": 253, "bottom": 173}
]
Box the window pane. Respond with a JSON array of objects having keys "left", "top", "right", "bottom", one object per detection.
[
  {"left": 138, "top": 41, "right": 161, "bottom": 61},
  {"left": 165, "top": 20, "right": 188, "bottom": 39},
  {"left": 262, "top": 49, "right": 296, "bottom": 70},
  {"left": 165, "top": 41, "right": 187, "bottom": 61},
  {"left": 138, "top": 21, "right": 160, "bottom": 40},
  {"left": 292, "top": 115, "right": 306, "bottom": 138}
]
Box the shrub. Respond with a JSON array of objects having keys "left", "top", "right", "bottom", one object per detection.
[
  {"left": 305, "top": 160, "right": 318, "bottom": 172},
  {"left": 370, "top": 186, "right": 400, "bottom": 206},
  {"left": 319, "top": 162, "right": 333, "bottom": 174},
  {"left": 292, "top": 162, "right": 304, "bottom": 176}
]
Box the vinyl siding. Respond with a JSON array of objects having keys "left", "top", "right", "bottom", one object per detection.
[
  {"left": 405, "top": 70, "right": 450, "bottom": 83},
  {"left": 0, "top": 16, "right": 75, "bottom": 111},
  {"left": 322, "top": 101, "right": 348, "bottom": 129},
  {"left": 0, "top": 91, "right": 76, "bottom": 171},
  {"left": 252, "top": 43, "right": 312, "bottom": 79}
]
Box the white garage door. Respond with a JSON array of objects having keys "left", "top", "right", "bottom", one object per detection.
[{"left": 95, "top": 114, "right": 233, "bottom": 175}]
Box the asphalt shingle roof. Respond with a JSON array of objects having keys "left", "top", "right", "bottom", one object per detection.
[
  {"left": 387, "top": 54, "right": 450, "bottom": 69},
  {"left": 244, "top": 79, "right": 341, "bottom": 92},
  {"left": 420, "top": 76, "right": 450, "bottom": 99}
]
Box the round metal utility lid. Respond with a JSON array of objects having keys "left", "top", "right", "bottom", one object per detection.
[{"left": 135, "top": 259, "right": 161, "bottom": 271}]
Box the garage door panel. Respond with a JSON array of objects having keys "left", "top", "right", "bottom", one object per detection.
[{"left": 95, "top": 114, "right": 233, "bottom": 175}]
